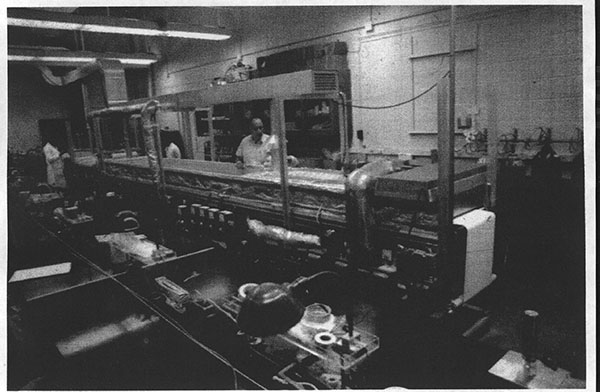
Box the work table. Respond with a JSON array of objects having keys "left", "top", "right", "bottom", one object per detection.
[{"left": 7, "top": 196, "right": 514, "bottom": 390}]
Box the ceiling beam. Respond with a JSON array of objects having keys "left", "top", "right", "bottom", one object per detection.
[{"left": 7, "top": 8, "right": 232, "bottom": 41}]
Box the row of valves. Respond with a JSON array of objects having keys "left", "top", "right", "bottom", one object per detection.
[{"left": 174, "top": 201, "right": 236, "bottom": 235}]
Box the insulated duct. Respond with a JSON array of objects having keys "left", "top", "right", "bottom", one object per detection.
[
  {"left": 247, "top": 218, "right": 321, "bottom": 248},
  {"left": 345, "top": 160, "right": 395, "bottom": 266},
  {"left": 36, "top": 60, "right": 102, "bottom": 86},
  {"left": 140, "top": 100, "right": 165, "bottom": 199},
  {"left": 35, "top": 58, "right": 128, "bottom": 109}
]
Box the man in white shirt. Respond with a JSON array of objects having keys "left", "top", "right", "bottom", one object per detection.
[
  {"left": 165, "top": 142, "right": 182, "bottom": 159},
  {"left": 235, "top": 117, "right": 299, "bottom": 169},
  {"left": 235, "top": 118, "right": 274, "bottom": 168}
]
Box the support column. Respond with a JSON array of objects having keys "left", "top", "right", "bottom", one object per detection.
[
  {"left": 272, "top": 98, "right": 291, "bottom": 228},
  {"left": 65, "top": 119, "right": 75, "bottom": 159},
  {"left": 92, "top": 117, "right": 105, "bottom": 171},
  {"left": 180, "top": 110, "right": 195, "bottom": 160},
  {"left": 208, "top": 106, "right": 216, "bottom": 161},
  {"left": 437, "top": 5, "right": 456, "bottom": 289},
  {"left": 123, "top": 116, "right": 132, "bottom": 158},
  {"left": 486, "top": 89, "right": 498, "bottom": 209},
  {"left": 338, "top": 92, "right": 349, "bottom": 167}
]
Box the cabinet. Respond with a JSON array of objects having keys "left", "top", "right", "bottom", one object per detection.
[
  {"left": 194, "top": 100, "right": 271, "bottom": 162},
  {"left": 284, "top": 98, "right": 339, "bottom": 159},
  {"left": 193, "top": 96, "right": 340, "bottom": 164},
  {"left": 89, "top": 70, "right": 345, "bottom": 167},
  {"left": 184, "top": 70, "right": 344, "bottom": 164}
]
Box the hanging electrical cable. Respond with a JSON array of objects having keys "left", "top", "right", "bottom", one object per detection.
[{"left": 345, "top": 70, "right": 450, "bottom": 110}]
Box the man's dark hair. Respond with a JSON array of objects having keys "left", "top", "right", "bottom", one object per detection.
[{"left": 250, "top": 117, "right": 264, "bottom": 129}]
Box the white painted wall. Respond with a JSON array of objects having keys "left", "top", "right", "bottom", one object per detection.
[{"left": 150, "top": 5, "right": 583, "bottom": 157}]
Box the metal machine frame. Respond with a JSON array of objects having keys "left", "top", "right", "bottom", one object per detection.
[{"left": 86, "top": 69, "right": 345, "bottom": 228}]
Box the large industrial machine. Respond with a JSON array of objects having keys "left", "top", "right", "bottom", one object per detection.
[
  {"left": 9, "top": 69, "right": 499, "bottom": 389},
  {"left": 70, "top": 69, "right": 494, "bottom": 306}
]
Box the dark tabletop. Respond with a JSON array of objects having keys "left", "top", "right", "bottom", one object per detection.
[{"left": 8, "top": 201, "right": 515, "bottom": 390}]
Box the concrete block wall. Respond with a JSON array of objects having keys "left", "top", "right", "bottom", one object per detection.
[
  {"left": 476, "top": 6, "right": 583, "bottom": 156},
  {"left": 147, "top": 5, "right": 582, "bottom": 157},
  {"left": 150, "top": 6, "right": 438, "bottom": 111},
  {"left": 6, "top": 6, "right": 582, "bottom": 157}
]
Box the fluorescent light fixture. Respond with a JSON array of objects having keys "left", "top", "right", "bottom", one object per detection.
[
  {"left": 8, "top": 47, "right": 158, "bottom": 67},
  {"left": 7, "top": 8, "right": 231, "bottom": 41},
  {"left": 9, "top": 55, "right": 96, "bottom": 63},
  {"left": 118, "top": 58, "right": 158, "bottom": 66}
]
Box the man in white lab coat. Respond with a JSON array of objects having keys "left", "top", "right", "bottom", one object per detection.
[{"left": 43, "top": 142, "right": 68, "bottom": 189}]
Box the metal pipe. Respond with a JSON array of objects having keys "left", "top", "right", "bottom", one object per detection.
[
  {"left": 208, "top": 106, "right": 216, "bottom": 161},
  {"left": 437, "top": 6, "right": 456, "bottom": 285},
  {"left": 123, "top": 116, "right": 132, "bottom": 158},
  {"left": 86, "top": 118, "right": 94, "bottom": 153},
  {"left": 92, "top": 117, "right": 105, "bottom": 171},
  {"left": 338, "top": 92, "right": 349, "bottom": 167},
  {"left": 129, "top": 116, "right": 140, "bottom": 151},
  {"left": 155, "top": 118, "right": 164, "bottom": 162},
  {"left": 180, "top": 110, "right": 194, "bottom": 160},
  {"left": 499, "top": 138, "right": 577, "bottom": 144},
  {"left": 449, "top": 7, "right": 456, "bottom": 148},
  {"left": 486, "top": 88, "right": 498, "bottom": 209},
  {"left": 273, "top": 98, "right": 291, "bottom": 228},
  {"left": 76, "top": 29, "right": 94, "bottom": 155},
  {"left": 65, "top": 119, "right": 75, "bottom": 159}
]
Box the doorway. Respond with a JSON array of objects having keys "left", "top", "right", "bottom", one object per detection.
[{"left": 39, "top": 119, "right": 69, "bottom": 154}]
